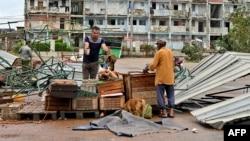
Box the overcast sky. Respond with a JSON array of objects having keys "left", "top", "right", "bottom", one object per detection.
[{"left": 0, "top": 0, "right": 24, "bottom": 29}]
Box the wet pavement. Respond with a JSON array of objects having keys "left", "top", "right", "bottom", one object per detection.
[{"left": 0, "top": 56, "right": 224, "bottom": 141}]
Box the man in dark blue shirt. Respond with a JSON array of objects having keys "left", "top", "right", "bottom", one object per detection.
[{"left": 83, "top": 26, "right": 111, "bottom": 79}]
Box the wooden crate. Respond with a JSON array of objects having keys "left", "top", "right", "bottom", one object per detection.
[
  {"left": 97, "top": 79, "right": 124, "bottom": 95},
  {"left": 81, "top": 79, "right": 98, "bottom": 93},
  {"left": 0, "top": 91, "right": 14, "bottom": 104},
  {"left": 45, "top": 96, "right": 71, "bottom": 111},
  {"left": 0, "top": 102, "right": 25, "bottom": 120},
  {"left": 123, "top": 72, "right": 167, "bottom": 105},
  {"left": 50, "top": 79, "right": 78, "bottom": 90},
  {"left": 72, "top": 97, "right": 98, "bottom": 110},
  {"left": 99, "top": 95, "right": 125, "bottom": 110},
  {"left": 132, "top": 87, "right": 158, "bottom": 105},
  {"left": 49, "top": 79, "right": 78, "bottom": 98}
]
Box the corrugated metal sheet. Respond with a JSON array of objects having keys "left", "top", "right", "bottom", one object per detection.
[
  {"left": 0, "top": 50, "right": 18, "bottom": 69},
  {"left": 174, "top": 52, "right": 250, "bottom": 104},
  {"left": 191, "top": 92, "right": 250, "bottom": 129}
]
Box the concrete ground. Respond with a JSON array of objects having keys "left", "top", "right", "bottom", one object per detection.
[{"left": 0, "top": 57, "right": 224, "bottom": 141}]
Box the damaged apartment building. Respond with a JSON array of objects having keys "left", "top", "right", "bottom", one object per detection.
[{"left": 24, "top": 0, "right": 250, "bottom": 50}]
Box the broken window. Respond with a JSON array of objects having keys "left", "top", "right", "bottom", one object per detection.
[
  {"left": 192, "top": 20, "right": 195, "bottom": 26},
  {"left": 139, "top": 20, "right": 146, "bottom": 25},
  {"left": 133, "top": 20, "right": 136, "bottom": 25},
  {"left": 96, "top": 19, "right": 103, "bottom": 25},
  {"left": 173, "top": 21, "right": 179, "bottom": 26},
  {"left": 60, "top": 18, "right": 65, "bottom": 29},
  {"left": 89, "top": 19, "right": 94, "bottom": 27},
  {"left": 174, "top": 5, "right": 178, "bottom": 10},
  {"left": 159, "top": 20, "right": 166, "bottom": 26},
  {"left": 118, "top": 19, "right": 124, "bottom": 25},
  {"left": 152, "top": 2, "right": 156, "bottom": 9},
  {"left": 192, "top": 4, "right": 195, "bottom": 12},
  {"left": 198, "top": 22, "right": 204, "bottom": 32},
  {"left": 108, "top": 19, "right": 116, "bottom": 25},
  {"left": 38, "top": 0, "right": 43, "bottom": 8},
  {"left": 30, "top": 0, "right": 34, "bottom": 7},
  {"left": 49, "top": 0, "right": 58, "bottom": 7},
  {"left": 210, "top": 21, "right": 220, "bottom": 27},
  {"left": 62, "top": 0, "right": 66, "bottom": 6}
]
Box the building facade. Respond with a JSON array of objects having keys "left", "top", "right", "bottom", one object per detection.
[{"left": 24, "top": 0, "right": 250, "bottom": 50}]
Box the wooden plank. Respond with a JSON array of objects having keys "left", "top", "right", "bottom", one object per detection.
[
  {"left": 16, "top": 102, "right": 57, "bottom": 120},
  {"left": 72, "top": 97, "right": 98, "bottom": 110},
  {"left": 45, "top": 96, "right": 71, "bottom": 111},
  {"left": 99, "top": 95, "right": 125, "bottom": 110},
  {"left": 97, "top": 80, "right": 124, "bottom": 95},
  {"left": 49, "top": 91, "right": 77, "bottom": 98},
  {"left": 50, "top": 79, "right": 78, "bottom": 91},
  {"left": 132, "top": 87, "right": 155, "bottom": 92}
]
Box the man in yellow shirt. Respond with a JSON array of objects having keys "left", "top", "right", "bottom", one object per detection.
[{"left": 148, "top": 40, "right": 175, "bottom": 118}]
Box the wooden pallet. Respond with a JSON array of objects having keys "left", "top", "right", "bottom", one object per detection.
[
  {"left": 17, "top": 101, "right": 57, "bottom": 121},
  {"left": 59, "top": 110, "right": 99, "bottom": 119}
]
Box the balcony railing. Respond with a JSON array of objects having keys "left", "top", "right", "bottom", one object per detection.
[
  {"left": 29, "top": 7, "right": 47, "bottom": 13},
  {"left": 151, "top": 26, "right": 169, "bottom": 32},
  {"left": 152, "top": 9, "right": 170, "bottom": 16},
  {"left": 171, "top": 26, "right": 186, "bottom": 32},
  {"left": 210, "top": 27, "right": 228, "bottom": 34}
]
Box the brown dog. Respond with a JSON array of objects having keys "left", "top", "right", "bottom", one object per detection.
[{"left": 122, "top": 98, "right": 146, "bottom": 118}]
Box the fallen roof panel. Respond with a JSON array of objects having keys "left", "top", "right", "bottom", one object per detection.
[
  {"left": 175, "top": 52, "right": 250, "bottom": 104},
  {"left": 191, "top": 92, "right": 250, "bottom": 129}
]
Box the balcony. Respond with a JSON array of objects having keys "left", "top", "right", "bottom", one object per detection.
[
  {"left": 210, "top": 27, "right": 228, "bottom": 34},
  {"left": 151, "top": 26, "right": 169, "bottom": 32},
  {"left": 152, "top": 9, "right": 170, "bottom": 16},
  {"left": 133, "top": 9, "right": 146, "bottom": 16},
  {"left": 192, "top": 11, "right": 206, "bottom": 17},
  {"left": 171, "top": 26, "right": 186, "bottom": 32},
  {"left": 48, "top": 6, "right": 70, "bottom": 14},
  {"left": 127, "top": 25, "right": 147, "bottom": 33},
  {"left": 28, "top": 6, "right": 47, "bottom": 13},
  {"left": 171, "top": 10, "right": 187, "bottom": 18},
  {"left": 71, "top": 23, "right": 86, "bottom": 30},
  {"left": 191, "top": 27, "right": 205, "bottom": 34}
]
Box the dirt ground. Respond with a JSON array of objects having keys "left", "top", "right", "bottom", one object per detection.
[{"left": 0, "top": 56, "right": 224, "bottom": 141}]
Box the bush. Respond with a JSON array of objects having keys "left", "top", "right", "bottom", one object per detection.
[
  {"left": 31, "top": 42, "right": 50, "bottom": 51},
  {"left": 12, "top": 41, "right": 23, "bottom": 55},
  {"left": 55, "top": 39, "right": 73, "bottom": 52},
  {"left": 181, "top": 42, "right": 204, "bottom": 62}
]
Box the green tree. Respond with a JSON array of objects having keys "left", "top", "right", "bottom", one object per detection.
[
  {"left": 181, "top": 42, "right": 204, "bottom": 62},
  {"left": 216, "top": 7, "right": 250, "bottom": 52}
]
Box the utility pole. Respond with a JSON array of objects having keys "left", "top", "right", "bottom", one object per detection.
[
  {"left": 147, "top": 0, "right": 151, "bottom": 45},
  {"left": 169, "top": 0, "right": 172, "bottom": 49},
  {"left": 189, "top": 0, "right": 192, "bottom": 46},
  {"left": 206, "top": 0, "right": 210, "bottom": 48},
  {"left": 130, "top": 0, "right": 134, "bottom": 52}
]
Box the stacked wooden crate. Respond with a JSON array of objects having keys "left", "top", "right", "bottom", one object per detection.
[
  {"left": 72, "top": 79, "right": 98, "bottom": 111},
  {"left": 97, "top": 79, "right": 125, "bottom": 110},
  {"left": 45, "top": 79, "right": 78, "bottom": 111}
]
